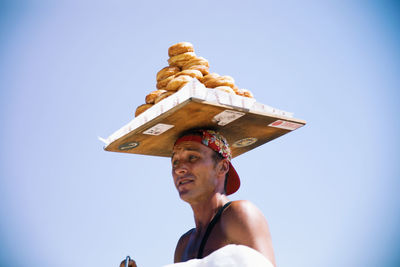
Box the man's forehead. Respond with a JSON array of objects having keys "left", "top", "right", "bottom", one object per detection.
[{"left": 172, "top": 141, "right": 213, "bottom": 157}]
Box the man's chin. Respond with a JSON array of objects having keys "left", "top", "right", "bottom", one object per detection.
[
  {"left": 179, "top": 189, "right": 190, "bottom": 198},
  {"left": 178, "top": 189, "right": 196, "bottom": 202}
]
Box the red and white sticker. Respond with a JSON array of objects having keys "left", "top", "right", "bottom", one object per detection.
[{"left": 268, "top": 120, "right": 303, "bottom": 131}]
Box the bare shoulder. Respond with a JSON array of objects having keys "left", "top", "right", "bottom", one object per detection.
[
  {"left": 222, "top": 200, "right": 276, "bottom": 266},
  {"left": 174, "top": 228, "right": 194, "bottom": 263},
  {"left": 226, "top": 200, "right": 265, "bottom": 219},
  {"left": 222, "top": 200, "right": 269, "bottom": 230}
]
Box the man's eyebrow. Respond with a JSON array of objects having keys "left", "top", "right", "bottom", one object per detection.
[
  {"left": 171, "top": 147, "right": 201, "bottom": 160},
  {"left": 185, "top": 147, "right": 201, "bottom": 152}
]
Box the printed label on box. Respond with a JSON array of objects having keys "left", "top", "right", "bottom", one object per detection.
[
  {"left": 212, "top": 110, "right": 245, "bottom": 126},
  {"left": 143, "top": 123, "right": 174, "bottom": 135},
  {"left": 268, "top": 120, "right": 303, "bottom": 131}
]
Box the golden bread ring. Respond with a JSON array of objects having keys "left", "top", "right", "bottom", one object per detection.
[
  {"left": 175, "top": 69, "right": 203, "bottom": 81},
  {"left": 145, "top": 89, "right": 167, "bottom": 104},
  {"left": 154, "top": 91, "right": 175, "bottom": 104},
  {"left": 182, "top": 57, "right": 209, "bottom": 69},
  {"left": 156, "top": 66, "right": 180, "bottom": 82},
  {"left": 168, "top": 52, "right": 197, "bottom": 68},
  {"left": 220, "top": 75, "right": 235, "bottom": 84},
  {"left": 157, "top": 74, "right": 175, "bottom": 89},
  {"left": 232, "top": 84, "right": 239, "bottom": 93},
  {"left": 187, "top": 65, "right": 209, "bottom": 76},
  {"left": 135, "top": 103, "right": 153, "bottom": 117},
  {"left": 166, "top": 75, "right": 193, "bottom": 91},
  {"left": 214, "top": 86, "right": 236, "bottom": 94},
  {"left": 235, "top": 89, "right": 244, "bottom": 96},
  {"left": 202, "top": 73, "right": 220, "bottom": 83},
  {"left": 204, "top": 75, "right": 235, "bottom": 89},
  {"left": 238, "top": 89, "right": 254, "bottom": 98},
  {"left": 168, "top": 42, "right": 194, "bottom": 57}
]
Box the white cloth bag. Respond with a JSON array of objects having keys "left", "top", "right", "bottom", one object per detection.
[{"left": 162, "top": 244, "right": 273, "bottom": 267}]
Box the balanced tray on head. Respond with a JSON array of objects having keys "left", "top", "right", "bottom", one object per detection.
[{"left": 100, "top": 78, "right": 306, "bottom": 158}]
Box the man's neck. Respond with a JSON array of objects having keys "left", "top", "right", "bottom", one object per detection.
[{"left": 190, "top": 193, "right": 230, "bottom": 231}]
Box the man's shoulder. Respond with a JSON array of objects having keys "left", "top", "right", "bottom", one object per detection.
[
  {"left": 224, "top": 200, "right": 265, "bottom": 220},
  {"left": 221, "top": 200, "right": 269, "bottom": 236},
  {"left": 176, "top": 228, "right": 194, "bottom": 248},
  {"left": 174, "top": 228, "right": 194, "bottom": 263},
  {"left": 180, "top": 228, "right": 195, "bottom": 241},
  {"left": 221, "top": 200, "right": 276, "bottom": 266},
  {"left": 228, "top": 199, "right": 259, "bottom": 209}
]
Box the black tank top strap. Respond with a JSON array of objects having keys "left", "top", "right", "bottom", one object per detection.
[{"left": 197, "top": 201, "right": 232, "bottom": 259}]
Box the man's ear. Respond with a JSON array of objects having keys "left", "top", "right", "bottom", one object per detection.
[{"left": 217, "top": 159, "right": 229, "bottom": 177}]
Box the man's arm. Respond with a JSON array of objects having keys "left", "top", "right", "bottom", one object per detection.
[{"left": 222, "top": 200, "right": 276, "bottom": 266}]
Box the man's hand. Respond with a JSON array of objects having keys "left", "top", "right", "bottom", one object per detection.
[{"left": 119, "top": 258, "right": 137, "bottom": 267}]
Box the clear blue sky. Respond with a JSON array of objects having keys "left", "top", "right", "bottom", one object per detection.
[{"left": 0, "top": 1, "right": 399, "bottom": 266}]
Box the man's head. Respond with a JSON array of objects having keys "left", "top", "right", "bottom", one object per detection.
[{"left": 171, "top": 129, "right": 240, "bottom": 201}]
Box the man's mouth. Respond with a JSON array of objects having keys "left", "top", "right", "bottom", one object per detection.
[{"left": 177, "top": 177, "right": 194, "bottom": 187}]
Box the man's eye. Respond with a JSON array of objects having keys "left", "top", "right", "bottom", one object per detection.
[
  {"left": 172, "top": 160, "right": 178, "bottom": 167},
  {"left": 189, "top": 155, "right": 198, "bottom": 161}
]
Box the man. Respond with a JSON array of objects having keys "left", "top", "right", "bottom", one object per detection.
[
  {"left": 171, "top": 129, "right": 275, "bottom": 265},
  {"left": 120, "top": 129, "right": 275, "bottom": 267}
]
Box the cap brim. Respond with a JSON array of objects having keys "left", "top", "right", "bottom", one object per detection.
[{"left": 226, "top": 162, "right": 240, "bottom": 195}]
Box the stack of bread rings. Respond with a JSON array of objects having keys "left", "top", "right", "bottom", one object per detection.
[{"left": 135, "top": 42, "right": 254, "bottom": 117}]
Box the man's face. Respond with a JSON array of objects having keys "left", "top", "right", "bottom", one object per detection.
[{"left": 171, "top": 141, "right": 221, "bottom": 203}]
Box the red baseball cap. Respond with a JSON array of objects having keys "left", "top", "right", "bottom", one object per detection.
[{"left": 174, "top": 130, "right": 240, "bottom": 195}]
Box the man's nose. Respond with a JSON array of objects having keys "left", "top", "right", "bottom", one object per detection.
[{"left": 173, "top": 162, "right": 188, "bottom": 176}]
